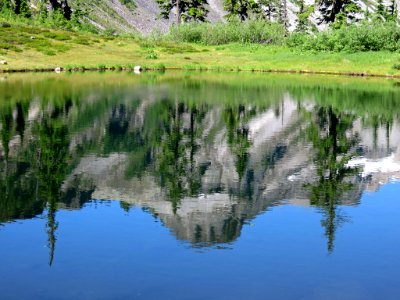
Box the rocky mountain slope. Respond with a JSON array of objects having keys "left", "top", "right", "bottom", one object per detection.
[
  {"left": 71, "top": 0, "right": 399, "bottom": 34},
  {"left": 70, "top": 0, "right": 224, "bottom": 34}
]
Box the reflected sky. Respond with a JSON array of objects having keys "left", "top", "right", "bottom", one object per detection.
[
  {"left": 1, "top": 184, "right": 400, "bottom": 300},
  {"left": 1, "top": 72, "right": 400, "bottom": 299}
]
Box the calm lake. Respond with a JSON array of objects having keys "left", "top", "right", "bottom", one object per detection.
[{"left": 1, "top": 72, "right": 400, "bottom": 300}]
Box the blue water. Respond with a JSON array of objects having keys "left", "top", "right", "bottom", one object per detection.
[
  {"left": 1, "top": 183, "right": 399, "bottom": 300},
  {"left": 1, "top": 72, "right": 400, "bottom": 299}
]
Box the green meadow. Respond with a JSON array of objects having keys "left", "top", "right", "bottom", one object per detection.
[{"left": 1, "top": 22, "right": 400, "bottom": 76}]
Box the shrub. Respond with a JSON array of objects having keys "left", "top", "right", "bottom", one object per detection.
[
  {"left": 73, "top": 37, "right": 91, "bottom": 45},
  {"left": 153, "top": 63, "right": 166, "bottom": 71},
  {"left": 286, "top": 21, "right": 400, "bottom": 52},
  {"left": 42, "top": 31, "right": 71, "bottom": 41},
  {"left": 145, "top": 50, "right": 158, "bottom": 59},
  {"left": 103, "top": 28, "right": 117, "bottom": 37},
  {"left": 0, "top": 22, "right": 11, "bottom": 28},
  {"left": 169, "top": 20, "right": 286, "bottom": 45},
  {"left": 285, "top": 33, "right": 309, "bottom": 48},
  {"left": 393, "top": 63, "right": 400, "bottom": 70}
]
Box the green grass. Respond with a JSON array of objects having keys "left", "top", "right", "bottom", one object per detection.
[{"left": 1, "top": 21, "right": 400, "bottom": 77}]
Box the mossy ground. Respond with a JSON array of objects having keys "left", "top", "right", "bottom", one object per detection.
[{"left": 1, "top": 22, "right": 400, "bottom": 76}]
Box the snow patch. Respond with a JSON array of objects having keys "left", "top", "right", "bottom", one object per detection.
[{"left": 347, "top": 154, "right": 400, "bottom": 177}]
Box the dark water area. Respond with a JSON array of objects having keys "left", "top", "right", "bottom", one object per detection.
[{"left": 1, "top": 72, "right": 400, "bottom": 299}]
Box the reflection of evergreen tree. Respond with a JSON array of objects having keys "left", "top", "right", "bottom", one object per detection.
[
  {"left": 224, "top": 105, "right": 250, "bottom": 181},
  {"left": 117, "top": 100, "right": 208, "bottom": 212},
  {"left": 362, "top": 114, "right": 394, "bottom": 152},
  {"left": 0, "top": 99, "right": 91, "bottom": 266},
  {"left": 159, "top": 102, "right": 186, "bottom": 211},
  {"left": 0, "top": 104, "right": 42, "bottom": 222},
  {"left": 305, "top": 106, "right": 359, "bottom": 252},
  {"left": 156, "top": 102, "right": 207, "bottom": 212},
  {"left": 102, "top": 104, "right": 139, "bottom": 154},
  {"left": 15, "top": 102, "right": 28, "bottom": 141},
  {"left": 223, "top": 105, "right": 257, "bottom": 200},
  {"left": 0, "top": 161, "right": 42, "bottom": 222},
  {"left": 32, "top": 110, "right": 71, "bottom": 266},
  {"left": 106, "top": 100, "right": 209, "bottom": 211},
  {"left": 0, "top": 107, "right": 13, "bottom": 161}
]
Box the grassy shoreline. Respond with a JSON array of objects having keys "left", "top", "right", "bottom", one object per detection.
[
  {"left": 2, "top": 66, "right": 400, "bottom": 79},
  {"left": 1, "top": 23, "right": 400, "bottom": 77}
]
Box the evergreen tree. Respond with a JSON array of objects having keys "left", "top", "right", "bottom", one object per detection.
[
  {"left": 388, "top": 0, "right": 397, "bottom": 16},
  {"left": 318, "top": 0, "right": 361, "bottom": 25},
  {"left": 38, "top": 0, "right": 48, "bottom": 23},
  {"left": 278, "top": 0, "right": 289, "bottom": 30},
  {"left": 376, "top": 0, "right": 387, "bottom": 20},
  {"left": 49, "top": 0, "right": 72, "bottom": 20},
  {"left": 0, "top": 0, "right": 13, "bottom": 12},
  {"left": 157, "top": 0, "right": 209, "bottom": 24},
  {"left": 0, "top": 0, "right": 31, "bottom": 16},
  {"left": 71, "top": 0, "right": 88, "bottom": 27},
  {"left": 295, "top": 0, "right": 312, "bottom": 32},
  {"left": 223, "top": 0, "right": 260, "bottom": 21},
  {"left": 364, "top": 6, "right": 370, "bottom": 21},
  {"left": 258, "top": 0, "right": 279, "bottom": 20},
  {"left": 16, "top": 0, "right": 31, "bottom": 18},
  {"left": 388, "top": 0, "right": 398, "bottom": 21}
]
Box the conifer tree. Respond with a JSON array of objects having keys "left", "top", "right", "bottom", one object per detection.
[
  {"left": 296, "top": 0, "right": 309, "bottom": 32},
  {"left": 278, "top": 0, "right": 289, "bottom": 30},
  {"left": 388, "top": 0, "right": 398, "bottom": 21},
  {"left": 223, "top": 0, "right": 260, "bottom": 21},
  {"left": 376, "top": 0, "right": 387, "bottom": 20},
  {"left": 388, "top": 0, "right": 397, "bottom": 16},
  {"left": 157, "top": 0, "right": 209, "bottom": 24},
  {"left": 38, "top": 0, "right": 48, "bottom": 22},
  {"left": 318, "top": 0, "right": 361, "bottom": 25},
  {"left": 16, "top": 0, "right": 31, "bottom": 18},
  {"left": 71, "top": 0, "right": 87, "bottom": 27},
  {"left": 49, "top": 0, "right": 72, "bottom": 20},
  {"left": 0, "top": 0, "right": 12, "bottom": 12},
  {"left": 258, "top": 0, "right": 279, "bottom": 21}
]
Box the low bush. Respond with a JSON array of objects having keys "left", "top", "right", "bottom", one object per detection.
[
  {"left": 169, "top": 20, "right": 286, "bottom": 45},
  {"left": 0, "top": 21, "right": 11, "bottom": 28},
  {"left": 145, "top": 50, "right": 158, "bottom": 59},
  {"left": 393, "top": 63, "right": 400, "bottom": 70},
  {"left": 42, "top": 32, "right": 71, "bottom": 41},
  {"left": 287, "top": 22, "right": 400, "bottom": 52}
]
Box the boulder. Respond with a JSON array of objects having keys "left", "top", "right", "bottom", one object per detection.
[{"left": 0, "top": 60, "right": 7, "bottom": 65}]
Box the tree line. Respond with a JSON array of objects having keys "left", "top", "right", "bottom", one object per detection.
[
  {"left": 157, "top": 0, "right": 398, "bottom": 31},
  {"left": 0, "top": 0, "right": 88, "bottom": 30},
  {"left": 0, "top": 0, "right": 398, "bottom": 32}
]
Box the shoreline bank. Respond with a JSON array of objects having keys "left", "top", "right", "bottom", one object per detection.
[{"left": 2, "top": 66, "right": 400, "bottom": 79}]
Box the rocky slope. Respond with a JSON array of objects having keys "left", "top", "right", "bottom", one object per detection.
[
  {"left": 70, "top": 0, "right": 399, "bottom": 34},
  {"left": 69, "top": 0, "right": 225, "bottom": 34}
]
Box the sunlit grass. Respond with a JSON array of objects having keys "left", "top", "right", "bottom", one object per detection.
[{"left": 1, "top": 22, "right": 400, "bottom": 77}]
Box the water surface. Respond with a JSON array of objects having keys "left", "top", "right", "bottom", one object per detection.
[{"left": 1, "top": 72, "right": 400, "bottom": 299}]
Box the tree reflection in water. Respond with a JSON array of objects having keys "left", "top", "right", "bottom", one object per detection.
[
  {"left": 1, "top": 74, "right": 399, "bottom": 260},
  {"left": 0, "top": 101, "right": 94, "bottom": 265},
  {"left": 33, "top": 114, "right": 70, "bottom": 266},
  {"left": 304, "top": 106, "right": 360, "bottom": 252}
]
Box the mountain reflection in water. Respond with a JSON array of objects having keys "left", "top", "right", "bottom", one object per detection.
[{"left": 1, "top": 72, "right": 400, "bottom": 266}]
